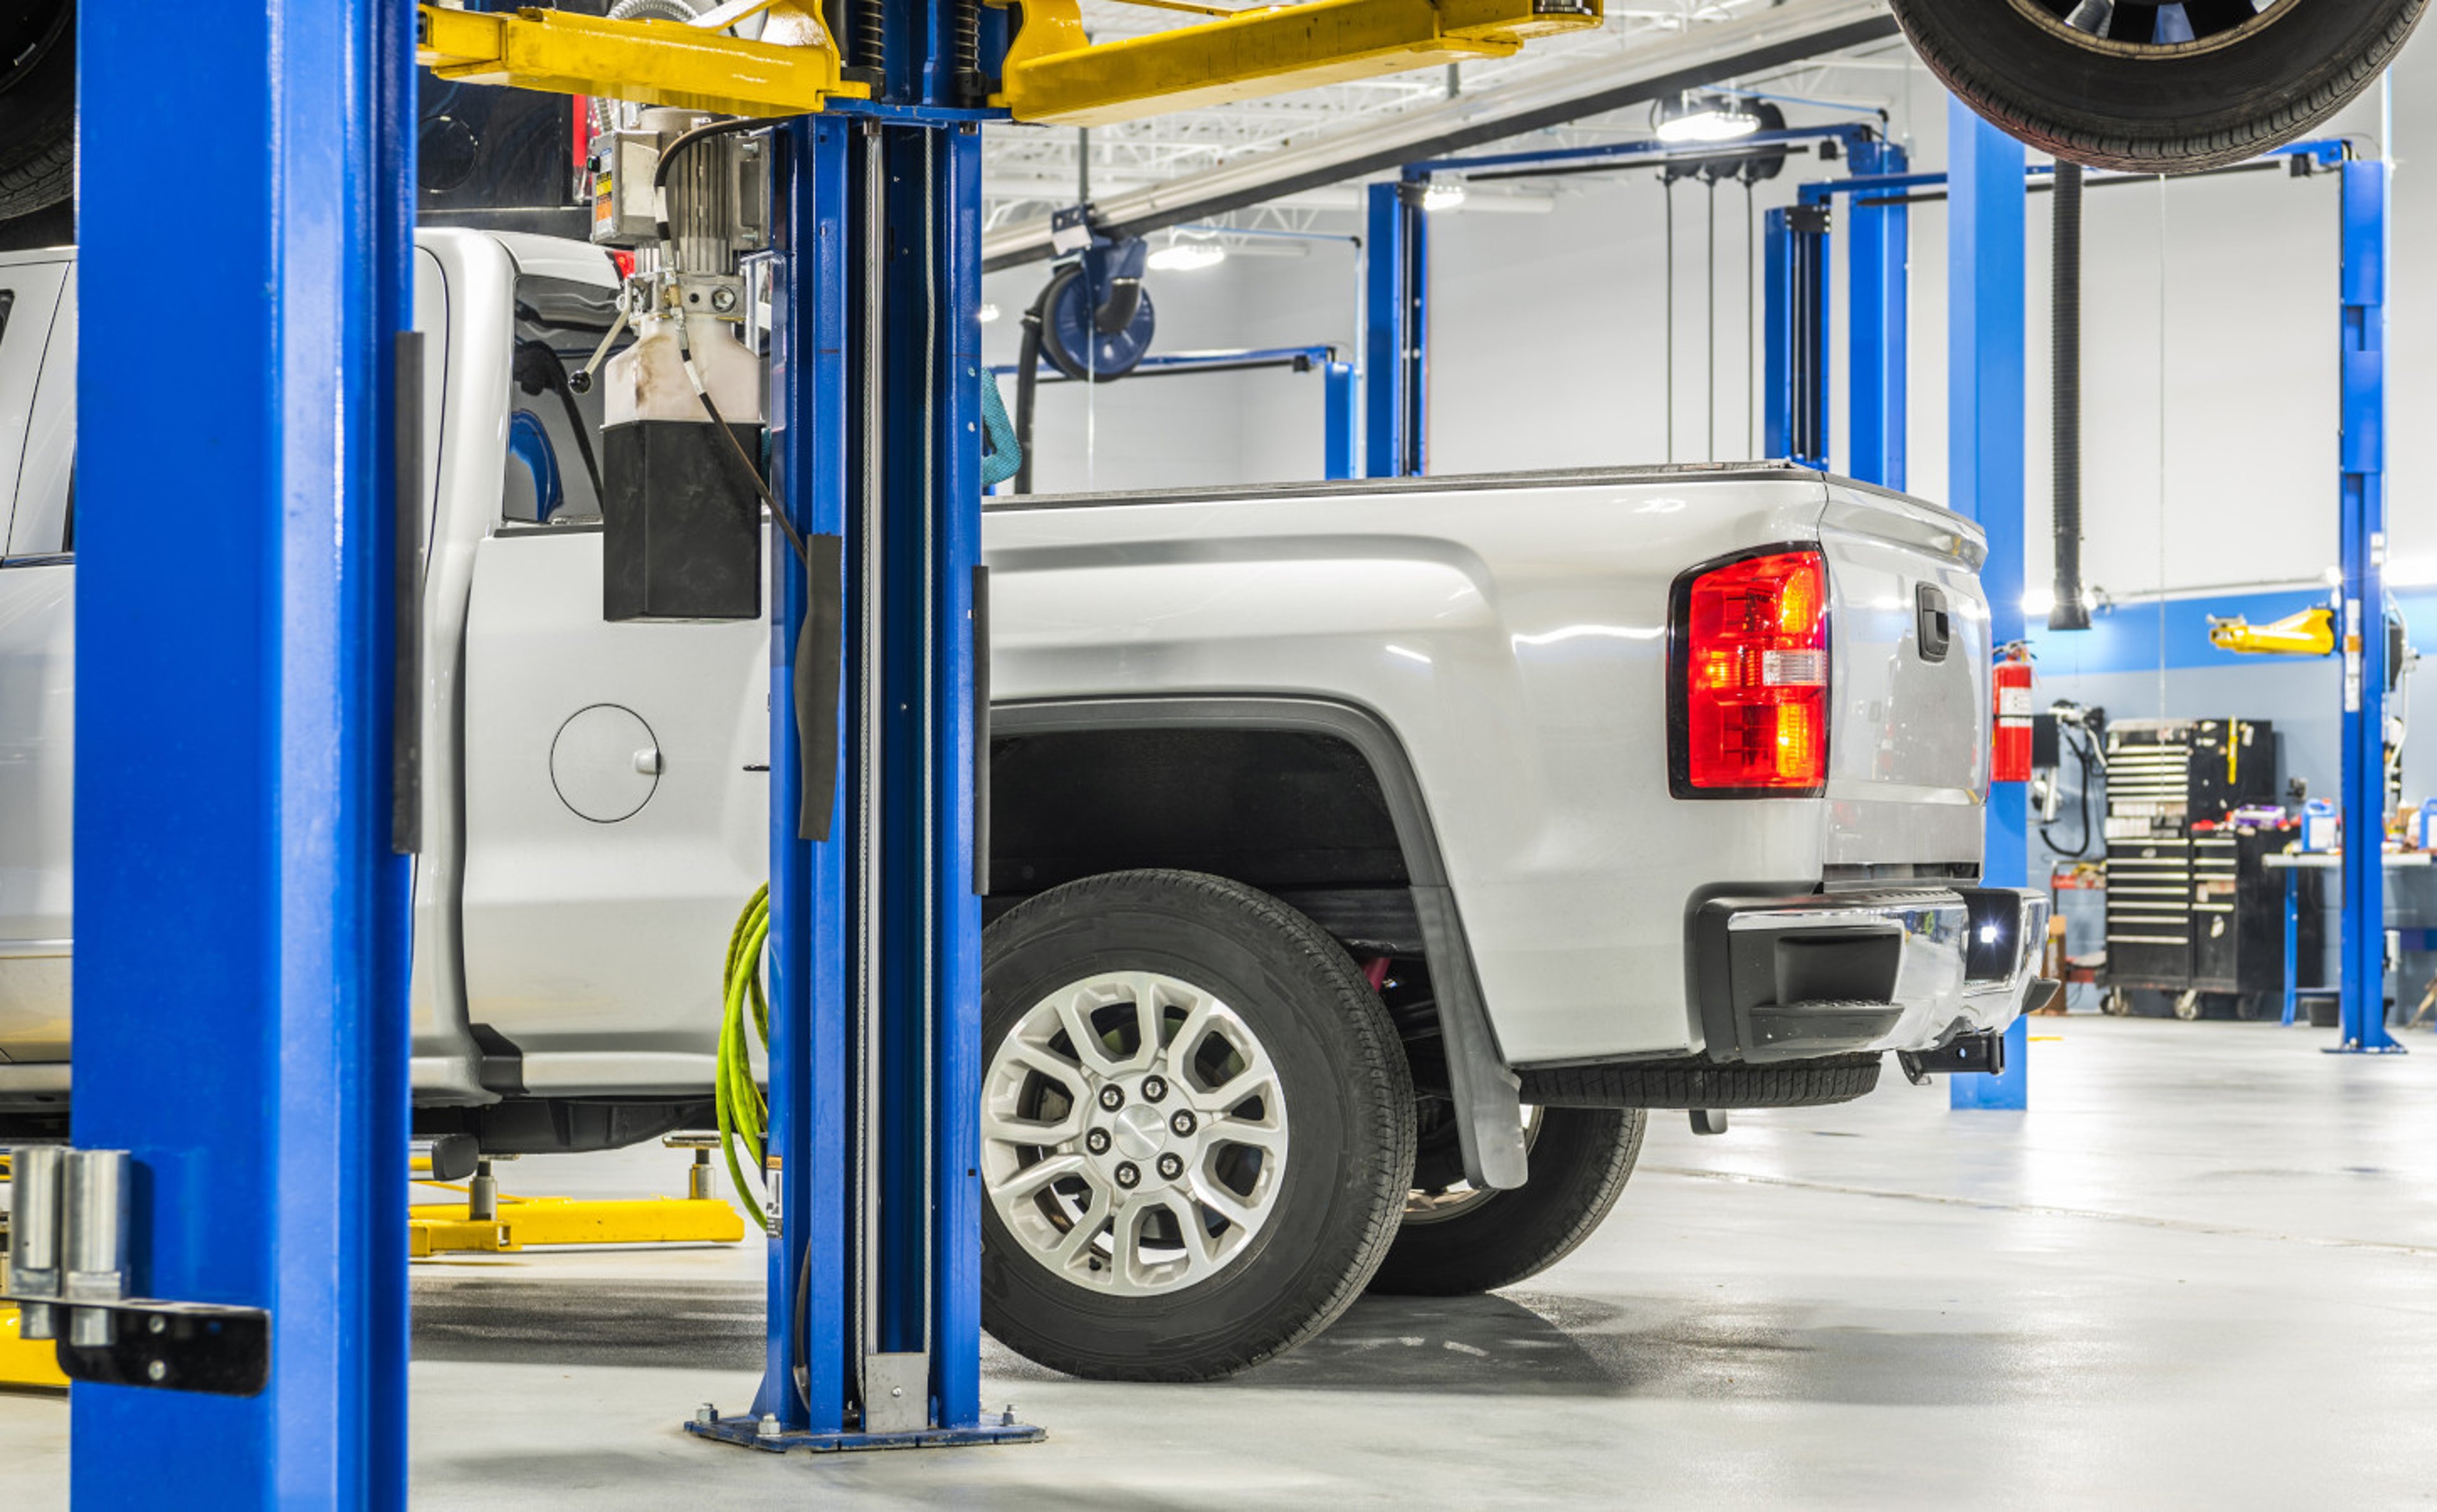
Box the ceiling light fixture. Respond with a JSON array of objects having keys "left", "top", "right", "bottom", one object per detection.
[
  {"left": 1419, "top": 179, "right": 1467, "bottom": 212},
  {"left": 1147, "top": 239, "right": 1227, "bottom": 272},
  {"left": 979, "top": 301, "right": 1001, "bottom": 323},
  {"left": 1653, "top": 89, "right": 1762, "bottom": 145}
]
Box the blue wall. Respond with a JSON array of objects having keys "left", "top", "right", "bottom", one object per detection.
[{"left": 2025, "top": 585, "right": 2437, "bottom": 808}]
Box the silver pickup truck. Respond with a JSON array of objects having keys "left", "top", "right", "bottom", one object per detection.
[{"left": 0, "top": 231, "right": 2044, "bottom": 1381}]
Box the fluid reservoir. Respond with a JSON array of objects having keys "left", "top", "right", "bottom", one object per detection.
[
  {"left": 592, "top": 105, "right": 771, "bottom": 624},
  {"left": 598, "top": 310, "right": 765, "bottom": 622}
]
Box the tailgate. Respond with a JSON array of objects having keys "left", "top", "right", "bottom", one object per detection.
[{"left": 1816, "top": 484, "right": 1990, "bottom": 871}]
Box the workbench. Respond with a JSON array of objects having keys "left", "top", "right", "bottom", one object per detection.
[{"left": 2262, "top": 851, "right": 2437, "bottom": 1027}]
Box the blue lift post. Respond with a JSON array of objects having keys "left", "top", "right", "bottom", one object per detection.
[
  {"left": 2334, "top": 155, "right": 2398, "bottom": 1053},
  {"left": 1943, "top": 98, "right": 2031, "bottom": 1112},
  {"left": 691, "top": 6, "right": 1039, "bottom": 1450},
  {"left": 1762, "top": 201, "right": 1828, "bottom": 468},
  {"left": 1365, "top": 181, "right": 1427, "bottom": 477},
  {"left": 1842, "top": 135, "right": 1909, "bottom": 490},
  {"left": 74, "top": 1, "right": 415, "bottom": 1504}
]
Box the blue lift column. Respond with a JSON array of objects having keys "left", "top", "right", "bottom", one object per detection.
[
  {"left": 2333, "top": 156, "right": 2398, "bottom": 1054},
  {"left": 73, "top": 1, "right": 414, "bottom": 1504},
  {"left": 1365, "top": 180, "right": 1427, "bottom": 477},
  {"left": 694, "top": 0, "right": 1041, "bottom": 1453},
  {"left": 1845, "top": 136, "right": 1909, "bottom": 490},
  {"left": 1945, "top": 97, "right": 2031, "bottom": 1111}
]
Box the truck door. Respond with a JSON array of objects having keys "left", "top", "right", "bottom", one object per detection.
[
  {"left": 453, "top": 261, "right": 765, "bottom": 1094},
  {"left": 0, "top": 256, "right": 76, "bottom": 1063}
]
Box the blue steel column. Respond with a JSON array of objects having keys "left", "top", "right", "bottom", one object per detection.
[
  {"left": 76, "top": 1, "right": 412, "bottom": 1504},
  {"left": 1944, "top": 98, "right": 2030, "bottom": 1111},
  {"left": 2334, "top": 157, "right": 2398, "bottom": 1053},
  {"left": 1364, "top": 181, "right": 1425, "bottom": 477},
  {"left": 757, "top": 115, "right": 855, "bottom": 1432},
  {"left": 932, "top": 120, "right": 989, "bottom": 1428},
  {"left": 1762, "top": 202, "right": 1827, "bottom": 468},
  {"left": 1846, "top": 138, "right": 1909, "bottom": 490},
  {"left": 1324, "top": 358, "right": 1357, "bottom": 479}
]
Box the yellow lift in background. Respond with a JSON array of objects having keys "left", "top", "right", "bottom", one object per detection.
[{"left": 2207, "top": 604, "right": 2337, "bottom": 657}]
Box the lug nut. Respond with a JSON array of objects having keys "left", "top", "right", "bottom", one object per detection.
[
  {"left": 1085, "top": 1128, "right": 1112, "bottom": 1155},
  {"left": 1098, "top": 1084, "right": 1125, "bottom": 1110},
  {"left": 1156, "top": 1153, "right": 1184, "bottom": 1181},
  {"left": 1169, "top": 1110, "right": 1196, "bottom": 1137},
  {"left": 1114, "top": 1162, "right": 1140, "bottom": 1189},
  {"left": 1140, "top": 1074, "right": 1168, "bottom": 1102}
]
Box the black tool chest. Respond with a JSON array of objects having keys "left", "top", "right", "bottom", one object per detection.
[{"left": 2100, "top": 719, "right": 2313, "bottom": 1003}]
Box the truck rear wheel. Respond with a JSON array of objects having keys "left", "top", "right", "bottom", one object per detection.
[
  {"left": 1368, "top": 1105, "right": 1644, "bottom": 1296},
  {"left": 979, "top": 869, "right": 1416, "bottom": 1381}
]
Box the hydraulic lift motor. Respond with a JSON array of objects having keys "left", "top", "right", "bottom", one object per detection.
[{"left": 584, "top": 105, "right": 772, "bottom": 623}]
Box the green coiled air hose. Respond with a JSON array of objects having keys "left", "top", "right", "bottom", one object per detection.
[{"left": 718, "top": 885, "right": 774, "bottom": 1230}]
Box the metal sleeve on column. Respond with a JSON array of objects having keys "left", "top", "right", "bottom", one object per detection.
[
  {"left": 393, "top": 332, "right": 425, "bottom": 853},
  {"left": 972, "top": 564, "right": 990, "bottom": 893},
  {"left": 801, "top": 534, "right": 845, "bottom": 841}
]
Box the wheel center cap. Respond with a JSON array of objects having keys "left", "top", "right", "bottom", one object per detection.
[{"left": 1111, "top": 1103, "right": 1166, "bottom": 1160}]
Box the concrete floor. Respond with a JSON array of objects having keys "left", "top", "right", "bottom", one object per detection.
[{"left": 6, "top": 1015, "right": 2436, "bottom": 1507}]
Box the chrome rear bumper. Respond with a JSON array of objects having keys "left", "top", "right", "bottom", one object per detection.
[{"left": 1687, "top": 886, "right": 2051, "bottom": 1062}]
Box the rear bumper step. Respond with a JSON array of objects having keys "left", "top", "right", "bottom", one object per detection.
[{"left": 1688, "top": 884, "right": 2051, "bottom": 1063}]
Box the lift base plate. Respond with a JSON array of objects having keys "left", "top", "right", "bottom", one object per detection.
[{"left": 686, "top": 1412, "right": 1045, "bottom": 1454}]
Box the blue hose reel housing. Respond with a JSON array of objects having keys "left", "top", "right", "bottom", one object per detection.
[{"left": 1042, "top": 236, "right": 1156, "bottom": 380}]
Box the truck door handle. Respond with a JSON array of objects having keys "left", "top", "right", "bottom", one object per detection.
[
  {"left": 1915, "top": 583, "right": 1950, "bottom": 662},
  {"left": 633, "top": 747, "right": 661, "bottom": 775}
]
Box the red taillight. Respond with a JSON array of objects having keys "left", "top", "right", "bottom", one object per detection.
[{"left": 1681, "top": 549, "right": 1828, "bottom": 792}]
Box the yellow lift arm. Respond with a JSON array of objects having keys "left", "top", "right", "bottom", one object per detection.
[
  {"left": 416, "top": 3, "right": 869, "bottom": 117},
  {"left": 993, "top": 0, "right": 1604, "bottom": 126},
  {"left": 417, "top": 0, "right": 1602, "bottom": 127},
  {"left": 2207, "top": 605, "right": 2336, "bottom": 657}
]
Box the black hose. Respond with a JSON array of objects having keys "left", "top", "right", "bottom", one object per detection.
[
  {"left": 1013, "top": 286, "right": 1050, "bottom": 495},
  {"left": 2041, "top": 724, "right": 2100, "bottom": 858},
  {"left": 2049, "top": 161, "right": 2090, "bottom": 631}
]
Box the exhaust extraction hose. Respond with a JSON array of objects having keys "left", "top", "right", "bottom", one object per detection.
[{"left": 2049, "top": 161, "right": 2090, "bottom": 631}]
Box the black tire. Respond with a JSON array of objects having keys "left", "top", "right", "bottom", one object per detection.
[
  {"left": 1888, "top": 0, "right": 2424, "bottom": 174},
  {"left": 0, "top": 3, "right": 74, "bottom": 224},
  {"left": 1368, "top": 1105, "right": 1644, "bottom": 1296},
  {"left": 978, "top": 869, "right": 1416, "bottom": 1382}
]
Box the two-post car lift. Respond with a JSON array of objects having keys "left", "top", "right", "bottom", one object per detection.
[{"left": 40, "top": 0, "right": 1605, "bottom": 1499}]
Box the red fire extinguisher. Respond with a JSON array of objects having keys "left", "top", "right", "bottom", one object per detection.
[{"left": 1991, "top": 641, "right": 2034, "bottom": 784}]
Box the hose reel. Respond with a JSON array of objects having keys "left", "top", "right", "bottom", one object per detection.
[{"left": 1013, "top": 235, "right": 1158, "bottom": 492}]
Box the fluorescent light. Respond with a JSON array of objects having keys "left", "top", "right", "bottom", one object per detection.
[
  {"left": 1420, "top": 180, "right": 1467, "bottom": 212},
  {"left": 2323, "top": 565, "right": 2345, "bottom": 586},
  {"left": 1653, "top": 90, "right": 1761, "bottom": 144},
  {"left": 978, "top": 301, "right": 1001, "bottom": 324},
  {"left": 2388, "top": 556, "right": 2437, "bottom": 588},
  {"left": 1147, "top": 240, "right": 1227, "bottom": 272},
  {"left": 2023, "top": 586, "right": 2056, "bottom": 618}
]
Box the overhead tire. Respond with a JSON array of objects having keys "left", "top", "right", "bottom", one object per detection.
[
  {"left": 0, "top": 3, "right": 74, "bottom": 225},
  {"left": 979, "top": 869, "right": 1417, "bottom": 1382},
  {"left": 1887, "top": 0, "right": 2424, "bottom": 173},
  {"left": 1369, "top": 1105, "right": 1645, "bottom": 1296}
]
